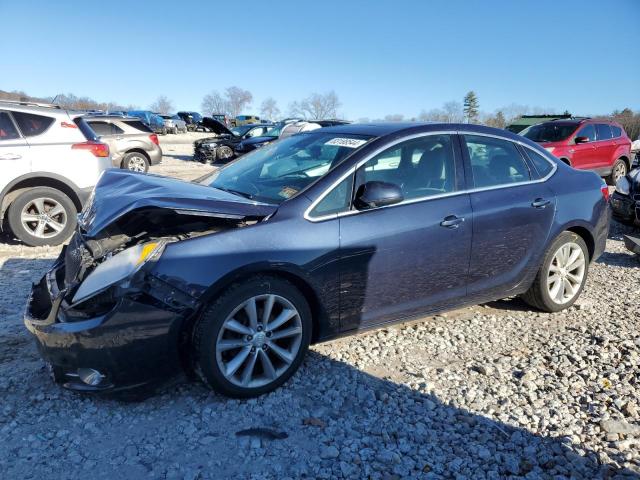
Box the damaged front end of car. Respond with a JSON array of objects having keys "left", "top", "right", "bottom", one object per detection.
[{"left": 24, "top": 169, "right": 276, "bottom": 394}]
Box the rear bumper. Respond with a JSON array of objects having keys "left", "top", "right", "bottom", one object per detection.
[
  {"left": 148, "top": 145, "right": 163, "bottom": 165},
  {"left": 24, "top": 259, "right": 187, "bottom": 394}
]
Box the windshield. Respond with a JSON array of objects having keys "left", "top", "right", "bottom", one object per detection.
[
  {"left": 202, "top": 132, "right": 373, "bottom": 204},
  {"left": 521, "top": 123, "right": 578, "bottom": 142}
]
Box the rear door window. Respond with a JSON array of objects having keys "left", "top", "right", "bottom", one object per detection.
[
  {"left": 123, "top": 120, "right": 153, "bottom": 133},
  {"left": 0, "top": 112, "right": 21, "bottom": 140},
  {"left": 12, "top": 112, "right": 54, "bottom": 137},
  {"left": 596, "top": 124, "right": 612, "bottom": 141},
  {"left": 463, "top": 135, "right": 531, "bottom": 188},
  {"left": 88, "top": 121, "right": 114, "bottom": 136}
]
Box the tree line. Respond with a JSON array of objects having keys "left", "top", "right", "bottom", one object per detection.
[{"left": 2, "top": 87, "right": 638, "bottom": 139}]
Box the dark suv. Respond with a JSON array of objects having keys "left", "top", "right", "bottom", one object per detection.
[{"left": 521, "top": 118, "right": 631, "bottom": 184}]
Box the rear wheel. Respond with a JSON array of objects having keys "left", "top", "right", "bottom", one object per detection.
[
  {"left": 7, "top": 187, "right": 77, "bottom": 246},
  {"left": 194, "top": 276, "right": 311, "bottom": 398},
  {"left": 122, "top": 152, "right": 149, "bottom": 173},
  {"left": 521, "top": 231, "right": 589, "bottom": 312},
  {"left": 607, "top": 158, "right": 627, "bottom": 185}
]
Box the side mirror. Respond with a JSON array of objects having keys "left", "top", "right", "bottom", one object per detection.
[
  {"left": 575, "top": 136, "right": 589, "bottom": 144},
  {"left": 354, "top": 181, "right": 404, "bottom": 210}
]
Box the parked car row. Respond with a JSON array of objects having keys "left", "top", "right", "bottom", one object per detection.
[{"left": 193, "top": 119, "right": 350, "bottom": 163}]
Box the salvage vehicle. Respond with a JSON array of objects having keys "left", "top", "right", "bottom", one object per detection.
[
  {"left": 25, "top": 123, "right": 610, "bottom": 398},
  {"left": 127, "top": 111, "right": 167, "bottom": 135},
  {"left": 0, "top": 100, "right": 111, "bottom": 246},
  {"left": 610, "top": 167, "right": 640, "bottom": 226},
  {"left": 233, "top": 125, "right": 282, "bottom": 155},
  {"left": 85, "top": 115, "right": 162, "bottom": 173},
  {"left": 177, "top": 111, "right": 203, "bottom": 131},
  {"left": 193, "top": 122, "right": 274, "bottom": 163},
  {"left": 160, "top": 115, "right": 187, "bottom": 134},
  {"left": 520, "top": 118, "right": 631, "bottom": 185},
  {"left": 235, "top": 115, "right": 261, "bottom": 126}
]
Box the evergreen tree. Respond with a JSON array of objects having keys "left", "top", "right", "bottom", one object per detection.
[{"left": 463, "top": 91, "right": 479, "bottom": 123}]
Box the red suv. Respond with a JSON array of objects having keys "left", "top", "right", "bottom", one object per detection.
[{"left": 521, "top": 118, "right": 631, "bottom": 184}]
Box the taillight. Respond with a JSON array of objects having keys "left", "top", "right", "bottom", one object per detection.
[
  {"left": 600, "top": 182, "right": 610, "bottom": 201},
  {"left": 72, "top": 141, "right": 109, "bottom": 157},
  {"left": 149, "top": 134, "right": 159, "bottom": 145}
]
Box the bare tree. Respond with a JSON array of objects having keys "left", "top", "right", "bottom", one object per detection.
[
  {"left": 201, "top": 91, "right": 229, "bottom": 116},
  {"left": 289, "top": 91, "right": 341, "bottom": 120},
  {"left": 260, "top": 97, "right": 280, "bottom": 121},
  {"left": 149, "top": 95, "right": 174, "bottom": 114},
  {"left": 418, "top": 101, "right": 463, "bottom": 123},
  {"left": 225, "top": 86, "right": 253, "bottom": 118}
]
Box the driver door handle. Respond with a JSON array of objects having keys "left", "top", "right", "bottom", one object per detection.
[
  {"left": 440, "top": 215, "right": 464, "bottom": 228},
  {"left": 0, "top": 153, "right": 22, "bottom": 160},
  {"left": 531, "top": 198, "right": 551, "bottom": 208}
]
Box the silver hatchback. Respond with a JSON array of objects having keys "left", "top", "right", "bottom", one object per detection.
[{"left": 85, "top": 115, "right": 163, "bottom": 172}]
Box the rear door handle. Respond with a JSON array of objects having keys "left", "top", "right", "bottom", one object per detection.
[
  {"left": 531, "top": 198, "right": 551, "bottom": 208},
  {"left": 0, "top": 153, "right": 22, "bottom": 160},
  {"left": 440, "top": 215, "right": 464, "bottom": 228}
]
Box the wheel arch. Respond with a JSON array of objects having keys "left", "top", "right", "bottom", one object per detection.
[
  {"left": 564, "top": 224, "right": 595, "bottom": 262},
  {"left": 0, "top": 173, "right": 82, "bottom": 221},
  {"left": 186, "top": 265, "right": 328, "bottom": 346}
]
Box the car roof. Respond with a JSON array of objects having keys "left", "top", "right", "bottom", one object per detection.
[
  {"left": 85, "top": 115, "right": 141, "bottom": 121},
  {"left": 0, "top": 100, "right": 71, "bottom": 117}
]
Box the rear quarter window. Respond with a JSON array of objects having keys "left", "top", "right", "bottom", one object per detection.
[
  {"left": 0, "top": 112, "right": 20, "bottom": 140},
  {"left": 12, "top": 112, "right": 54, "bottom": 137},
  {"left": 525, "top": 148, "right": 554, "bottom": 178},
  {"left": 611, "top": 125, "right": 622, "bottom": 138}
]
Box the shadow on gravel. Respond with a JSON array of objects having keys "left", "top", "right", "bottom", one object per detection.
[{"left": 596, "top": 250, "right": 640, "bottom": 268}]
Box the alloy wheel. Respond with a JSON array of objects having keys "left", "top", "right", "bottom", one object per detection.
[
  {"left": 127, "top": 155, "right": 147, "bottom": 172},
  {"left": 546, "top": 242, "right": 586, "bottom": 304},
  {"left": 215, "top": 294, "right": 303, "bottom": 388},
  {"left": 217, "top": 146, "right": 233, "bottom": 160},
  {"left": 612, "top": 161, "right": 627, "bottom": 183},
  {"left": 20, "top": 197, "right": 67, "bottom": 239}
]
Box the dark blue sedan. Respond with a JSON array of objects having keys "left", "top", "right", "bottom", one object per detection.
[{"left": 25, "top": 123, "right": 610, "bottom": 397}]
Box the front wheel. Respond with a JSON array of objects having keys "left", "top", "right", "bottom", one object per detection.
[
  {"left": 607, "top": 158, "right": 628, "bottom": 185},
  {"left": 521, "top": 231, "right": 589, "bottom": 312},
  {"left": 194, "top": 276, "right": 311, "bottom": 398},
  {"left": 216, "top": 145, "right": 234, "bottom": 162}
]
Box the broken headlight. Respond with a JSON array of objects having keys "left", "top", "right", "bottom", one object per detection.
[{"left": 72, "top": 241, "right": 166, "bottom": 305}]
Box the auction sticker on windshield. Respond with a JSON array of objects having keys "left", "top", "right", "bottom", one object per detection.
[{"left": 325, "top": 138, "right": 368, "bottom": 148}]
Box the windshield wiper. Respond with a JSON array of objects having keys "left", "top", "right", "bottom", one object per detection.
[{"left": 213, "top": 186, "right": 253, "bottom": 200}]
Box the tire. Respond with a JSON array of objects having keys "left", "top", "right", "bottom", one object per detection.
[
  {"left": 606, "top": 158, "right": 628, "bottom": 185},
  {"left": 194, "top": 276, "right": 312, "bottom": 398},
  {"left": 216, "top": 145, "right": 234, "bottom": 162},
  {"left": 521, "top": 231, "right": 589, "bottom": 312},
  {"left": 122, "top": 152, "right": 149, "bottom": 173},
  {"left": 7, "top": 187, "right": 77, "bottom": 247}
]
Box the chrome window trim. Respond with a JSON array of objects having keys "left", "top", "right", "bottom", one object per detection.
[{"left": 303, "top": 129, "right": 557, "bottom": 223}]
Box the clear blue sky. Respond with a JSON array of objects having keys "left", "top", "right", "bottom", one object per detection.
[{"left": 3, "top": 0, "right": 639, "bottom": 119}]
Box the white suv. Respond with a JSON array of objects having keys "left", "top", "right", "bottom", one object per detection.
[{"left": 0, "top": 101, "right": 112, "bottom": 246}]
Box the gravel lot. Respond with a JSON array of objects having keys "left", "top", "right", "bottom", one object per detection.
[{"left": 0, "top": 137, "right": 639, "bottom": 479}]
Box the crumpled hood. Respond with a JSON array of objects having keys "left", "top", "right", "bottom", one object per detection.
[{"left": 79, "top": 169, "right": 277, "bottom": 238}]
